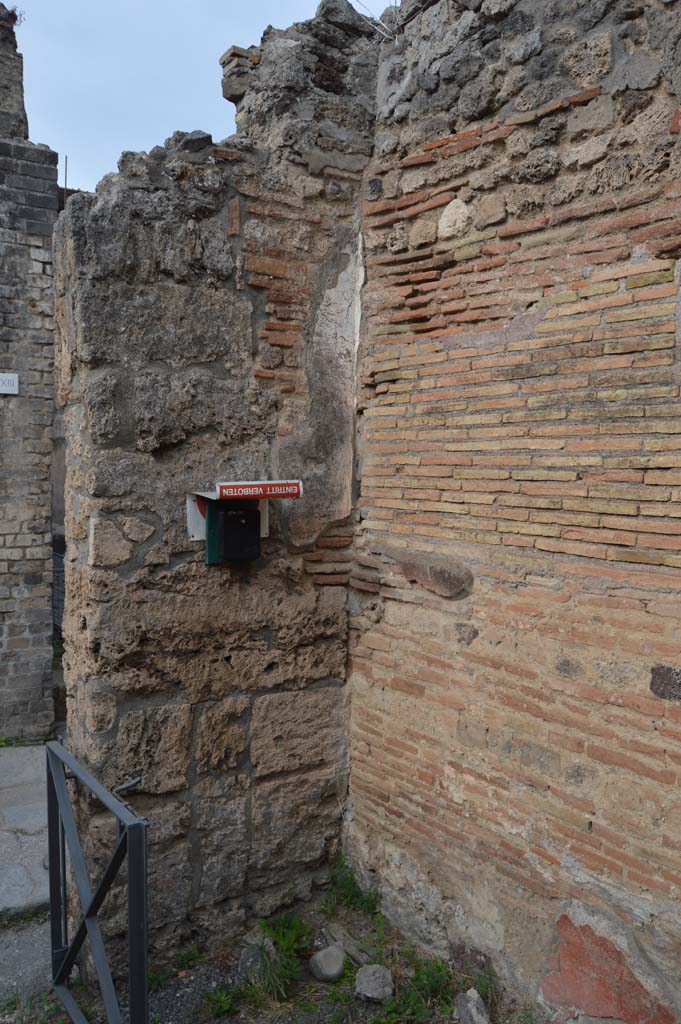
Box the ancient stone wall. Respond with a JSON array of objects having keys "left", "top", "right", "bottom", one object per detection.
[
  {"left": 348, "top": 0, "right": 681, "bottom": 1021},
  {"left": 0, "top": 3, "right": 57, "bottom": 739},
  {"left": 54, "top": 0, "right": 377, "bottom": 954}
]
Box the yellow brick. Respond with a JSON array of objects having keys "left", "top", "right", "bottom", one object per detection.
[
  {"left": 577, "top": 281, "right": 620, "bottom": 298},
  {"left": 604, "top": 303, "right": 676, "bottom": 323},
  {"left": 536, "top": 315, "right": 600, "bottom": 332},
  {"left": 538, "top": 290, "right": 578, "bottom": 309},
  {"left": 607, "top": 548, "right": 681, "bottom": 568},
  {"left": 625, "top": 270, "right": 675, "bottom": 289}
]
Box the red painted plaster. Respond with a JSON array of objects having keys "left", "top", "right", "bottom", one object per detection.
[{"left": 542, "top": 915, "right": 675, "bottom": 1024}]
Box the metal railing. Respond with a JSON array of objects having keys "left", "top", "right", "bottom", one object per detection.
[{"left": 46, "top": 741, "right": 149, "bottom": 1024}]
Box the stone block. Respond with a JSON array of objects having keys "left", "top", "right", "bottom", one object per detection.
[
  {"left": 116, "top": 703, "right": 193, "bottom": 794},
  {"left": 250, "top": 688, "right": 346, "bottom": 777}
]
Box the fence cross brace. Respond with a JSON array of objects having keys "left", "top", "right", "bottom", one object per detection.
[{"left": 46, "top": 741, "right": 149, "bottom": 1024}]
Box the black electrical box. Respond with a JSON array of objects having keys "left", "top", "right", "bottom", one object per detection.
[{"left": 205, "top": 499, "right": 260, "bottom": 564}]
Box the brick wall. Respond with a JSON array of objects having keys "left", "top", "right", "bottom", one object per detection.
[
  {"left": 348, "top": 0, "right": 681, "bottom": 1019},
  {"left": 0, "top": 3, "right": 57, "bottom": 739}
]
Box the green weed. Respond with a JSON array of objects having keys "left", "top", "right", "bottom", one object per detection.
[
  {"left": 473, "top": 968, "right": 501, "bottom": 1012},
  {"left": 260, "top": 911, "right": 312, "bottom": 960},
  {"left": 411, "top": 957, "right": 452, "bottom": 1005},
  {"left": 202, "top": 986, "right": 242, "bottom": 1017},
  {"left": 372, "top": 912, "right": 388, "bottom": 963},
  {"left": 242, "top": 911, "right": 313, "bottom": 1001},
  {"left": 148, "top": 966, "right": 173, "bottom": 992},
  {"left": 325, "top": 853, "right": 380, "bottom": 915},
  {"left": 175, "top": 943, "right": 203, "bottom": 970},
  {"left": 252, "top": 942, "right": 299, "bottom": 1001},
  {"left": 373, "top": 953, "right": 456, "bottom": 1024}
]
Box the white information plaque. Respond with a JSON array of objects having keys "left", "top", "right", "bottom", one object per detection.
[{"left": 0, "top": 373, "right": 18, "bottom": 395}]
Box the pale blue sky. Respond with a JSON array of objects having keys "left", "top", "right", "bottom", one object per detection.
[{"left": 15, "top": 0, "right": 376, "bottom": 192}]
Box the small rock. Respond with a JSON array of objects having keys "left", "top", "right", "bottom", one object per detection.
[
  {"left": 354, "top": 964, "right": 394, "bottom": 1002},
  {"left": 454, "top": 987, "right": 490, "bottom": 1024},
  {"left": 310, "top": 943, "right": 345, "bottom": 982}
]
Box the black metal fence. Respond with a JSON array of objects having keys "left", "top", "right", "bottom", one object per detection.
[{"left": 46, "top": 741, "right": 149, "bottom": 1024}]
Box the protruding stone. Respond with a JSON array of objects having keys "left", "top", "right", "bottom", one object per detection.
[
  {"left": 310, "top": 942, "right": 345, "bottom": 981},
  {"left": 178, "top": 130, "right": 213, "bottom": 152},
  {"left": 317, "top": 0, "right": 375, "bottom": 35},
  {"left": 382, "top": 545, "right": 474, "bottom": 599},
  {"left": 355, "top": 964, "right": 394, "bottom": 1002}
]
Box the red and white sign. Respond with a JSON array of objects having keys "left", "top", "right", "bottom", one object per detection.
[{"left": 216, "top": 480, "right": 303, "bottom": 500}]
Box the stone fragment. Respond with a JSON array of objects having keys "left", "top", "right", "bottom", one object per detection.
[
  {"left": 354, "top": 964, "right": 394, "bottom": 1002},
  {"left": 239, "top": 928, "right": 277, "bottom": 982},
  {"left": 567, "top": 95, "right": 615, "bottom": 136},
  {"left": 562, "top": 135, "right": 610, "bottom": 168},
  {"left": 120, "top": 517, "right": 155, "bottom": 543},
  {"left": 409, "top": 218, "right": 438, "bottom": 248},
  {"left": 440, "top": 47, "right": 483, "bottom": 86},
  {"left": 438, "top": 198, "right": 472, "bottom": 240},
  {"left": 458, "top": 66, "right": 499, "bottom": 121},
  {"left": 561, "top": 32, "right": 612, "bottom": 86},
  {"left": 322, "top": 922, "right": 371, "bottom": 963},
  {"left": 650, "top": 665, "right": 681, "bottom": 702},
  {"left": 507, "top": 29, "right": 542, "bottom": 64},
  {"left": 390, "top": 548, "right": 474, "bottom": 599},
  {"left": 88, "top": 518, "right": 133, "bottom": 567},
  {"left": 178, "top": 130, "right": 213, "bottom": 152},
  {"left": 310, "top": 943, "right": 345, "bottom": 981},
  {"left": 317, "top": 0, "right": 374, "bottom": 35},
  {"left": 474, "top": 194, "right": 506, "bottom": 228},
  {"left": 454, "top": 988, "right": 490, "bottom": 1024},
  {"left": 514, "top": 146, "right": 561, "bottom": 182},
  {"left": 606, "top": 52, "right": 661, "bottom": 94}
]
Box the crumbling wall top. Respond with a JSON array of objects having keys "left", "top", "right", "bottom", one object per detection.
[
  {"left": 220, "top": 0, "right": 378, "bottom": 175},
  {"left": 0, "top": 3, "right": 28, "bottom": 139}
]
